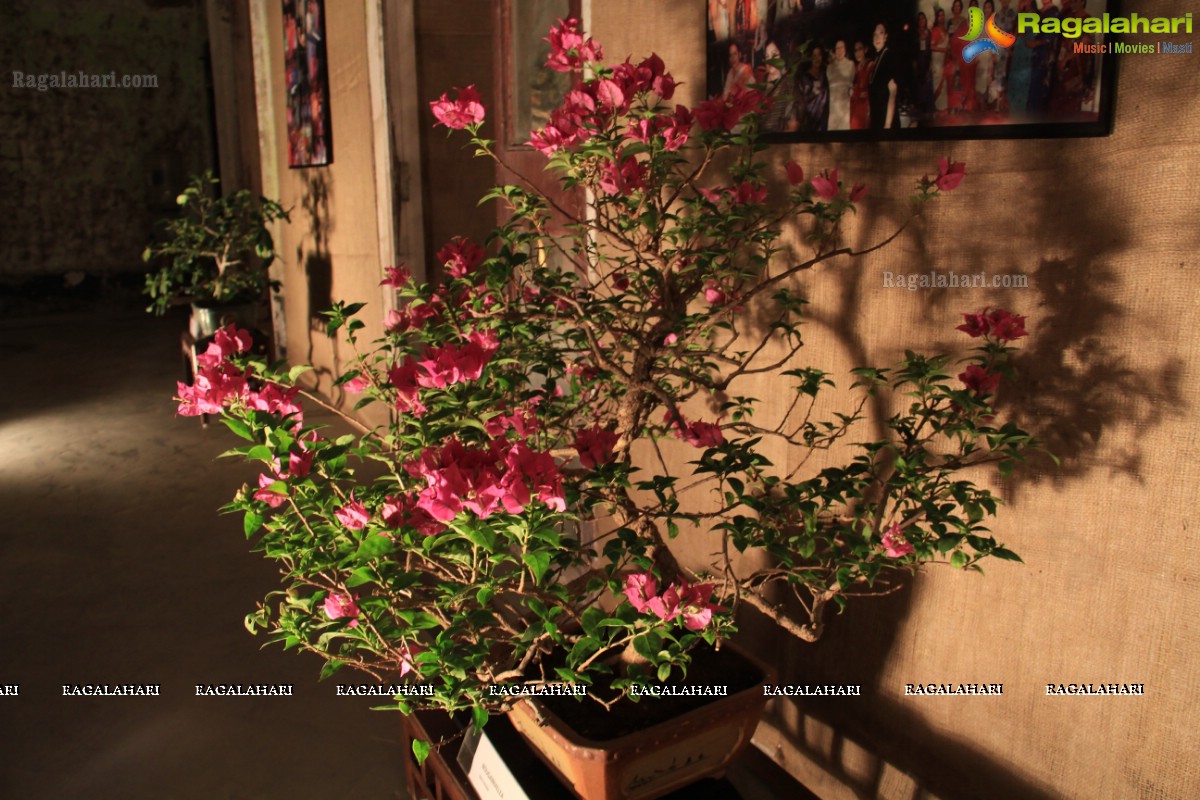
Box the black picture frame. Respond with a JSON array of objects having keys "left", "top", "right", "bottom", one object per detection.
[
  {"left": 283, "top": 0, "right": 333, "bottom": 167},
  {"left": 706, "top": 0, "right": 1120, "bottom": 141}
]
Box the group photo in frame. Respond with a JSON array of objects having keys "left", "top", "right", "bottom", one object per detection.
[{"left": 706, "top": 0, "right": 1118, "bottom": 141}]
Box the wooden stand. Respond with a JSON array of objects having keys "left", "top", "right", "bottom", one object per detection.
[{"left": 400, "top": 710, "right": 818, "bottom": 800}]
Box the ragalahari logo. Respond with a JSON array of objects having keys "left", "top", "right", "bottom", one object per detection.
[{"left": 961, "top": 8, "right": 1016, "bottom": 63}]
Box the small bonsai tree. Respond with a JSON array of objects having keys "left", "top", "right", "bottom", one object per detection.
[
  {"left": 143, "top": 171, "right": 289, "bottom": 315},
  {"left": 174, "top": 21, "right": 1040, "bottom": 733}
]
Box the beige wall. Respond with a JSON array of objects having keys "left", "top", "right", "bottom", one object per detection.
[
  {"left": 264, "top": 0, "right": 387, "bottom": 394},
  {"left": 258, "top": 0, "right": 1199, "bottom": 796},
  {"left": 594, "top": 1, "right": 1200, "bottom": 799}
]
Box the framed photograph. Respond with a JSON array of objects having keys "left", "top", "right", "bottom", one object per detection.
[
  {"left": 705, "top": 0, "right": 1119, "bottom": 141},
  {"left": 283, "top": 0, "right": 333, "bottom": 167}
]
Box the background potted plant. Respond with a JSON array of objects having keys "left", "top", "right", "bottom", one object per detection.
[
  {"left": 143, "top": 170, "right": 289, "bottom": 337},
  {"left": 174, "top": 19, "right": 1039, "bottom": 800}
]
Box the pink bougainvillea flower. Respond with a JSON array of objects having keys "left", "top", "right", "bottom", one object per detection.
[
  {"left": 323, "top": 593, "right": 360, "bottom": 628},
  {"left": 381, "top": 494, "right": 446, "bottom": 538},
  {"left": 195, "top": 325, "right": 254, "bottom": 370},
  {"left": 957, "top": 308, "right": 1026, "bottom": 341},
  {"left": 683, "top": 420, "right": 724, "bottom": 448},
  {"left": 881, "top": 523, "right": 915, "bottom": 558},
  {"left": 246, "top": 382, "right": 303, "bottom": 422},
  {"left": 384, "top": 297, "right": 443, "bottom": 334},
  {"left": 986, "top": 308, "right": 1028, "bottom": 341},
  {"left": 544, "top": 17, "right": 603, "bottom": 72},
  {"left": 935, "top": 158, "right": 967, "bottom": 191},
  {"left": 697, "top": 186, "right": 727, "bottom": 204},
  {"left": 811, "top": 169, "right": 839, "bottom": 201},
  {"left": 678, "top": 582, "right": 724, "bottom": 630},
  {"left": 664, "top": 410, "right": 723, "bottom": 448},
  {"left": 695, "top": 87, "right": 766, "bottom": 131},
  {"left": 593, "top": 78, "right": 627, "bottom": 112},
  {"left": 703, "top": 279, "right": 729, "bottom": 305},
  {"left": 414, "top": 330, "right": 498, "bottom": 390},
  {"left": 430, "top": 84, "right": 485, "bottom": 129},
  {"left": 598, "top": 155, "right": 647, "bottom": 196},
  {"left": 253, "top": 473, "right": 288, "bottom": 508},
  {"left": 343, "top": 373, "right": 371, "bottom": 395},
  {"left": 956, "top": 309, "right": 991, "bottom": 338},
  {"left": 624, "top": 572, "right": 658, "bottom": 613},
  {"left": 437, "top": 236, "right": 485, "bottom": 278},
  {"left": 407, "top": 439, "right": 513, "bottom": 521},
  {"left": 849, "top": 182, "right": 869, "bottom": 203},
  {"left": 335, "top": 496, "right": 371, "bottom": 530},
  {"left": 574, "top": 425, "right": 619, "bottom": 469},
  {"left": 733, "top": 181, "right": 768, "bottom": 205},
  {"left": 529, "top": 89, "right": 597, "bottom": 154},
  {"left": 646, "top": 582, "right": 682, "bottom": 623},
  {"left": 959, "top": 365, "right": 1002, "bottom": 396},
  {"left": 485, "top": 404, "right": 541, "bottom": 439},
  {"left": 387, "top": 359, "right": 427, "bottom": 417},
  {"left": 501, "top": 442, "right": 567, "bottom": 513},
  {"left": 398, "top": 641, "right": 424, "bottom": 678},
  {"left": 660, "top": 105, "right": 693, "bottom": 151},
  {"left": 785, "top": 160, "right": 805, "bottom": 187},
  {"left": 379, "top": 264, "right": 411, "bottom": 288},
  {"left": 286, "top": 448, "right": 314, "bottom": 479},
  {"left": 663, "top": 332, "right": 678, "bottom": 346},
  {"left": 176, "top": 379, "right": 225, "bottom": 417}
]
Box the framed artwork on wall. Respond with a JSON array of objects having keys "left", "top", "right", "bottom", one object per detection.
[
  {"left": 283, "top": 0, "right": 333, "bottom": 167},
  {"left": 706, "top": 0, "right": 1121, "bottom": 141}
]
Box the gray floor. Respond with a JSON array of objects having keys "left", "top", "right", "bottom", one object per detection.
[{"left": 0, "top": 306, "right": 410, "bottom": 799}]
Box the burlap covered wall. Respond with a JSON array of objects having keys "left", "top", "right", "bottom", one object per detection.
[{"left": 594, "top": 2, "right": 1199, "bottom": 798}]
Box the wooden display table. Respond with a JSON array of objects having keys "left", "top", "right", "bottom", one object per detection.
[{"left": 400, "top": 709, "right": 818, "bottom": 800}]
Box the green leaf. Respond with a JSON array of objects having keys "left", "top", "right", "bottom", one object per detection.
[
  {"left": 950, "top": 551, "right": 969, "bottom": 570},
  {"left": 412, "top": 739, "right": 431, "bottom": 765},
  {"left": 472, "top": 705, "right": 488, "bottom": 730},
  {"left": 522, "top": 551, "right": 551, "bottom": 584},
  {"left": 353, "top": 534, "right": 395, "bottom": 562},
  {"left": 243, "top": 511, "right": 264, "bottom": 538},
  {"left": 581, "top": 607, "right": 604, "bottom": 636},
  {"left": 247, "top": 444, "right": 274, "bottom": 463},
  {"left": 657, "top": 663, "right": 672, "bottom": 682},
  {"left": 991, "top": 547, "right": 1024, "bottom": 563},
  {"left": 345, "top": 566, "right": 376, "bottom": 588},
  {"left": 222, "top": 418, "right": 254, "bottom": 441}
]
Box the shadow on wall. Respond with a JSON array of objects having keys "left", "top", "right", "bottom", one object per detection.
[
  {"left": 733, "top": 103, "right": 1191, "bottom": 793},
  {"left": 300, "top": 170, "right": 333, "bottom": 332},
  {"left": 295, "top": 170, "right": 337, "bottom": 390}
]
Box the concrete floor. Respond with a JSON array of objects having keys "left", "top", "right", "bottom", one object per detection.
[{"left": 0, "top": 306, "right": 409, "bottom": 799}]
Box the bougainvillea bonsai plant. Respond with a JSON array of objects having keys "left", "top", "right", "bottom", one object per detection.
[
  {"left": 144, "top": 170, "right": 289, "bottom": 316},
  {"left": 177, "top": 20, "right": 1037, "bottom": 745}
]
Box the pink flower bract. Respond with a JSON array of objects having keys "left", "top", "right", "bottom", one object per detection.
[
  {"left": 574, "top": 426, "right": 619, "bottom": 469},
  {"left": 335, "top": 497, "right": 371, "bottom": 530},
  {"left": 811, "top": 169, "right": 839, "bottom": 201},
  {"left": 936, "top": 158, "right": 967, "bottom": 191},
  {"left": 323, "top": 593, "right": 360, "bottom": 628},
  {"left": 881, "top": 524, "right": 915, "bottom": 558},
  {"left": 959, "top": 365, "right": 1002, "bottom": 396},
  {"left": 430, "top": 85, "right": 485, "bottom": 129}
]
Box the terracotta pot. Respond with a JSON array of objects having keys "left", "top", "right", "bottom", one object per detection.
[{"left": 508, "top": 643, "right": 773, "bottom": 800}]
